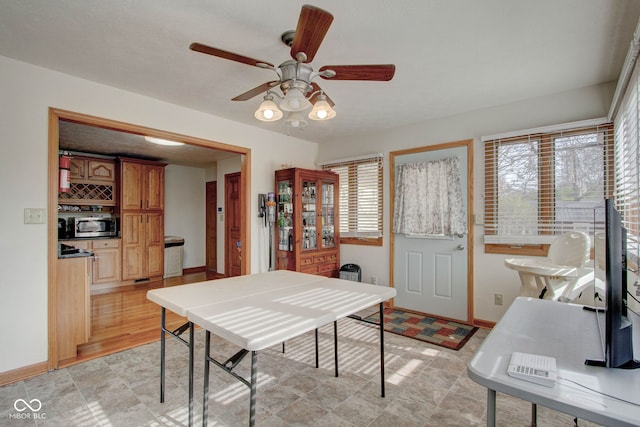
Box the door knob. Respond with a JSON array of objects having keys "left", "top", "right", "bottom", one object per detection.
[{"left": 456, "top": 244, "right": 465, "bottom": 251}]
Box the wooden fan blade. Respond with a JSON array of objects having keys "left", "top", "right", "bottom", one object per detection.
[
  {"left": 319, "top": 64, "right": 396, "bottom": 81},
  {"left": 231, "top": 81, "right": 280, "bottom": 101},
  {"left": 190, "top": 42, "right": 275, "bottom": 69},
  {"left": 290, "top": 5, "right": 334, "bottom": 63},
  {"left": 309, "top": 82, "right": 335, "bottom": 107}
]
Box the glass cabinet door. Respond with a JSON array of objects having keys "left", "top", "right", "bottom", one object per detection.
[
  {"left": 301, "top": 179, "right": 317, "bottom": 250},
  {"left": 277, "top": 179, "right": 293, "bottom": 251},
  {"left": 321, "top": 181, "right": 335, "bottom": 248}
]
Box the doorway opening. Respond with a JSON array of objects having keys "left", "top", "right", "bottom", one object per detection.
[{"left": 47, "top": 108, "right": 251, "bottom": 369}]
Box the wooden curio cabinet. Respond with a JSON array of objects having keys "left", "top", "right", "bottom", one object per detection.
[{"left": 274, "top": 167, "right": 340, "bottom": 277}]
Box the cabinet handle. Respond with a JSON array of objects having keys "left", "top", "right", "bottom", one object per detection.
[{"left": 140, "top": 199, "right": 143, "bottom": 209}]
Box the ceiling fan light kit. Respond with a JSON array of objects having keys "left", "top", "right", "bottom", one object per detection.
[
  {"left": 190, "top": 4, "right": 395, "bottom": 130},
  {"left": 308, "top": 93, "right": 336, "bottom": 120},
  {"left": 284, "top": 111, "right": 308, "bottom": 130},
  {"left": 255, "top": 93, "right": 284, "bottom": 121},
  {"left": 279, "top": 86, "right": 312, "bottom": 112}
]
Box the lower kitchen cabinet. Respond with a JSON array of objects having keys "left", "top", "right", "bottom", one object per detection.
[
  {"left": 56, "top": 257, "right": 90, "bottom": 361},
  {"left": 91, "top": 239, "right": 121, "bottom": 285},
  {"left": 121, "top": 212, "right": 164, "bottom": 281}
]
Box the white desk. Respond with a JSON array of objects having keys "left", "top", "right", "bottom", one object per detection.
[
  {"left": 147, "top": 271, "right": 396, "bottom": 426},
  {"left": 467, "top": 297, "right": 640, "bottom": 427}
]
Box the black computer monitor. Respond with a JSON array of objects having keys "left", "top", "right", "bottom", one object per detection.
[{"left": 603, "top": 199, "right": 638, "bottom": 369}]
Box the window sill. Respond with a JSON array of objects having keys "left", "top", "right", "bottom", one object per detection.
[
  {"left": 484, "top": 243, "right": 549, "bottom": 257},
  {"left": 340, "top": 237, "right": 383, "bottom": 247}
]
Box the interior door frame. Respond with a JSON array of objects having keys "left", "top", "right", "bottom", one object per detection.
[
  {"left": 47, "top": 108, "right": 251, "bottom": 369},
  {"left": 389, "top": 139, "right": 474, "bottom": 323}
]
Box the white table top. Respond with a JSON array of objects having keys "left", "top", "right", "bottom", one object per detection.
[
  {"left": 146, "top": 270, "right": 327, "bottom": 316},
  {"left": 187, "top": 277, "right": 396, "bottom": 351},
  {"left": 468, "top": 297, "right": 640, "bottom": 427}
]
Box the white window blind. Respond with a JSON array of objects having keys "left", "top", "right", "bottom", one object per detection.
[
  {"left": 483, "top": 122, "right": 614, "bottom": 245},
  {"left": 613, "top": 57, "right": 640, "bottom": 266},
  {"left": 322, "top": 155, "right": 383, "bottom": 240}
]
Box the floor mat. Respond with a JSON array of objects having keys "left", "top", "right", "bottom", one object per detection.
[{"left": 364, "top": 307, "right": 477, "bottom": 351}]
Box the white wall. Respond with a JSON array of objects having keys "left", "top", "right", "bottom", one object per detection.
[
  {"left": 317, "top": 82, "right": 616, "bottom": 324},
  {"left": 164, "top": 164, "right": 206, "bottom": 269},
  {"left": 0, "top": 55, "right": 318, "bottom": 374}
]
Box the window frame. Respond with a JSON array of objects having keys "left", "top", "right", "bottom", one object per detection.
[
  {"left": 322, "top": 155, "right": 383, "bottom": 246},
  {"left": 483, "top": 122, "right": 614, "bottom": 255}
]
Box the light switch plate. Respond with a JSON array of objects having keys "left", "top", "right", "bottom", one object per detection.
[{"left": 24, "top": 208, "right": 46, "bottom": 224}]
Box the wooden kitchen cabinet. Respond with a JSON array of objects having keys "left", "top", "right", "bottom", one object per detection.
[
  {"left": 120, "top": 159, "right": 165, "bottom": 211},
  {"left": 59, "top": 156, "right": 116, "bottom": 206},
  {"left": 57, "top": 257, "right": 90, "bottom": 361},
  {"left": 119, "top": 158, "right": 166, "bottom": 282},
  {"left": 70, "top": 157, "right": 116, "bottom": 182},
  {"left": 274, "top": 168, "right": 340, "bottom": 277},
  {"left": 121, "top": 212, "right": 164, "bottom": 281},
  {"left": 91, "top": 239, "right": 121, "bottom": 285}
]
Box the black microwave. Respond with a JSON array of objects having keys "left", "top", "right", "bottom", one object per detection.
[{"left": 72, "top": 217, "right": 118, "bottom": 238}]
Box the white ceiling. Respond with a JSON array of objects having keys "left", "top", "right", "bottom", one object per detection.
[{"left": 1, "top": 1, "right": 639, "bottom": 165}]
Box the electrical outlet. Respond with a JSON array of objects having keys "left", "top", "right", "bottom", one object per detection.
[
  {"left": 494, "top": 293, "right": 503, "bottom": 305},
  {"left": 371, "top": 276, "right": 377, "bottom": 285}
]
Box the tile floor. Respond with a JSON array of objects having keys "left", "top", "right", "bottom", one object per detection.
[{"left": 1, "top": 315, "right": 603, "bottom": 426}]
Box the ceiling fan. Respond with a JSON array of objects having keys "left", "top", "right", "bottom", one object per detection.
[{"left": 189, "top": 4, "right": 396, "bottom": 127}]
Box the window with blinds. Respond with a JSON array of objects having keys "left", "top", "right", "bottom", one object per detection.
[
  {"left": 322, "top": 155, "right": 383, "bottom": 245},
  {"left": 483, "top": 122, "right": 614, "bottom": 252},
  {"left": 613, "top": 59, "right": 640, "bottom": 269}
]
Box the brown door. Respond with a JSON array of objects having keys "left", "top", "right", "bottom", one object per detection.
[
  {"left": 206, "top": 181, "right": 217, "bottom": 272},
  {"left": 225, "top": 172, "right": 242, "bottom": 277}
]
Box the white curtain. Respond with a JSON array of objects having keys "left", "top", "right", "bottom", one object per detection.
[{"left": 393, "top": 157, "right": 466, "bottom": 235}]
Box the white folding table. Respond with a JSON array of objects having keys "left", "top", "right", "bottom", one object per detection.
[
  {"left": 467, "top": 297, "right": 640, "bottom": 427},
  {"left": 147, "top": 271, "right": 396, "bottom": 426}
]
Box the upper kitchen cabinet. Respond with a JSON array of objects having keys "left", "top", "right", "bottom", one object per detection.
[
  {"left": 120, "top": 158, "right": 166, "bottom": 211},
  {"left": 70, "top": 157, "right": 116, "bottom": 181},
  {"left": 58, "top": 155, "right": 116, "bottom": 206}
]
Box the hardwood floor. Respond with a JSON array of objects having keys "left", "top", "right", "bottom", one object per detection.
[{"left": 59, "top": 270, "right": 221, "bottom": 368}]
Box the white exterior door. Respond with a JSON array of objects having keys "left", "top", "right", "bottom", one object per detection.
[{"left": 392, "top": 144, "right": 470, "bottom": 322}]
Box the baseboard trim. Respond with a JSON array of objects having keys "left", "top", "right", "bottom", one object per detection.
[
  {"left": 183, "top": 266, "right": 206, "bottom": 274},
  {"left": 0, "top": 361, "right": 49, "bottom": 386},
  {"left": 473, "top": 318, "right": 496, "bottom": 329}
]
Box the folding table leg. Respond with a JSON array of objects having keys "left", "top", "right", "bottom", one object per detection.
[
  {"left": 188, "top": 321, "right": 194, "bottom": 427},
  {"left": 379, "top": 302, "right": 385, "bottom": 397},
  {"left": 487, "top": 389, "right": 497, "bottom": 426},
  {"left": 249, "top": 351, "right": 258, "bottom": 427},
  {"left": 203, "top": 331, "right": 211, "bottom": 427},
  {"left": 160, "top": 307, "right": 166, "bottom": 403},
  {"left": 333, "top": 321, "right": 339, "bottom": 377},
  {"left": 315, "top": 329, "right": 319, "bottom": 368}
]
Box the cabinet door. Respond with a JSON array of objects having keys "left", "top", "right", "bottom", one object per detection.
[
  {"left": 145, "top": 165, "right": 165, "bottom": 210},
  {"left": 301, "top": 178, "right": 318, "bottom": 250},
  {"left": 69, "top": 158, "right": 86, "bottom": 180},
  {"left": 121, "top": 162, "right": 144, "bottom": 210},
  {"left": 88, "top": 160, "right": 115, "bottom": 181},
  {"left": 146, "top": 212, "right": 164, "bottom": 277},
  {"left": 92, "top": 248, "right": 121, "bottom": 284},
  {"left": 121, "top": 213, "right": 145, "bottom": 280},
  {"left": 320, "top": 180, "right": 336, "bottom": 249}
]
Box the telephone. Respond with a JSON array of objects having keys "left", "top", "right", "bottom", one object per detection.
[
  {"left": 258, "top": 194, "right": 267, "bottom": 227},
  {"left": 507, "top": 352, "right": 557, "bottom": 387}
]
